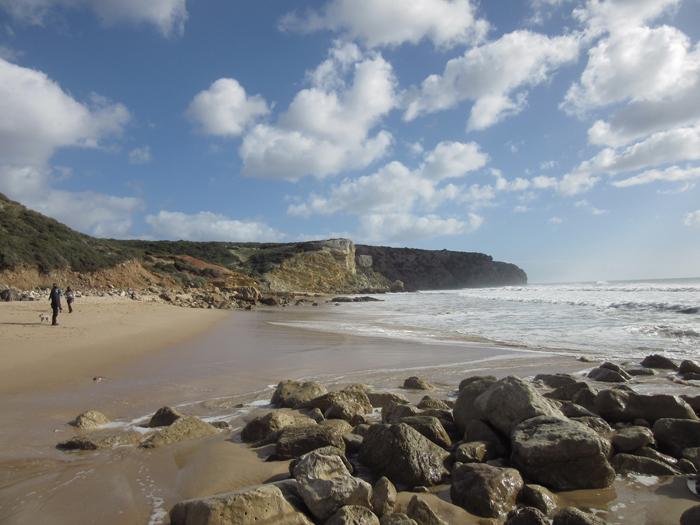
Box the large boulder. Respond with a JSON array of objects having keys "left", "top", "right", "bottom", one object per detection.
[
  {"left": 296, "top": 389, "right": 373, "bottom": 414},
  {"left": 611, "top": 426, "right": 654, "bottom": 453},
  {"left": 640, "top": 354, "right": 678, "bottom": 370},
  {"left": 417, "top": 396, "right": 452, "bottom": 411},
  {"left": 511, "top": 416, "right": 615, "bottom": 490},
  {"left": 681, "top": 506, "right": 700, "bottom": 525},
  {"left": 450, "top": 463, "right": 523, "bottom": 519},
  {"left": 367, "top": 392, "right": 410, "bottom": 408},
  {"left": 358, "top": 423, "right": 449, "bottom": 487},
  {"left": 534, "top": 374, "right": 578, "bottom": 389},
  {"left": 241, "top": 410, "right": 316, "bottom": 443},
  {"left": 544, "top": 382, "right": 594, "bottom": 402},
  {"left": 0, "top": 288, "right": 19, "bottom": 302},
  {"left": 148, "top": 406, "right": 185, "bottom": 427},
  {"left": 552, "top": 507, "right": 607, "bottom": 525},
  {"left": 169, "top": 484, "right": 313, "bottom": 525},
  {"left": 610, "top": 454, "right": 682, "bottom": 476},
  {"left": 474, "top": 376, "right": 564, "bottom": 436},
  {"left": 594, "top": 390, "right": 697, "bottom": 424},
  {"left": 455, "top": 441, "right": 499, "bottom": 464},
  {"left": 398, "top": 416, "right": 451, "bottom": 448},
  {"left": 406, "top": 495, "right": 447, "bottom": 525},
  {"left": 326, "top": 506, "right": 379, "bottom": 525},
  {"left": 587, "top": 367, "right": 628, "bottom": 383},
  {"left": 520, "top": 484, "right": 559, "bottom": 517},
  {"left": 464, "top": 419, "right": 510, "bottom": 457},
  {"left": 293, "top": 452, "right": 372, "bottom": 522},
  {"left": 272, "top": 380, "right": 328, "bottom": 409},
  {"left": 403, "top": 377, "right": 437, "bottom": 391},
  {"left": 653, "top": 418, "right": 700, "bottom": 457},
  {"left": 325, "top": 400, "right": 368, "bottom": 425},
  {"left": 74, "top": 410, "right": 110, "bottom": 430},
  {"left": 382, "top": 401, "right": 420, "bottom": 423},
  {"left": 453, "top": 376, "right": 497, "bottom": 434},
  {"left": 371, "top": 477, "right": 397, "bottom": 518},
  {"left": 680, "top": 360, "right": 700, "bottom": 375},
  {"left": 504, "top": 507, "right": 549, "bottom": 525},
  {"left": 141, "top": 417, "right": 218, "bottom": 448},
  {"left": 276, "top": 425, "right": 346, "bottom": 458}
]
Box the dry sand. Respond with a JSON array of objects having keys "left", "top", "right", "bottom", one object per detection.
[{"left": 0, "top": 298, "right": 697, "bottom": 525}]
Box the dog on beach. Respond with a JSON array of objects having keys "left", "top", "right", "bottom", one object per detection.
[{"left": 40, "top": 314, "right": 50, "bottom": 323}]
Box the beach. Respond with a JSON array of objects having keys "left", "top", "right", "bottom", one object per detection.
[{"left": 0, "top": 296, "right": 698, "bottom": 525}]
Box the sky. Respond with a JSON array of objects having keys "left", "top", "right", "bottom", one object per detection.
[{"left": 1, "top": 0, "right": 699, "bottom": 284}]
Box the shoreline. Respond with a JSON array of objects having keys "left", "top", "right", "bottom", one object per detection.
[{"left": 0, "top": 298, "right": 698, "bottom": 524}]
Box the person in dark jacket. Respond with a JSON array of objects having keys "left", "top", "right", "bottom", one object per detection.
[
  {"left": 65, "top": 286, "right": 75, "bottom": 313},
  {"left": 49, "top": 283, "right": 62, "bottom": 326}
]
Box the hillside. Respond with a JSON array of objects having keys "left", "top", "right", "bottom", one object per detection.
[{"left": 0, "top": 192, "right": 527, "bottom": 293}]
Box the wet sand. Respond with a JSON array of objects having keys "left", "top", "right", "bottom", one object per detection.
[{"left": 0, "top": 299, "right": 697, "bottom": 524}]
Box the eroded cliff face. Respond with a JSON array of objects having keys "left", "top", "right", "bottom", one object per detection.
[
  {"left": 256, "top": 239, "right": 527, "bottom": 294},
  {"left": 354, "top": 245, "right": 527, "bottom": 291},
  {"left": 260, "top": 239, "right": 391, "bottom": 294}
]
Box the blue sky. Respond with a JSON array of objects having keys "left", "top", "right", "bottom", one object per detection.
[{"left": 1, "top": 0, "right": 699, "bottom": 283}]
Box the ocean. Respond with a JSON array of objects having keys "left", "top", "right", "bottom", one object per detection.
[{"left": 274, "top": 278, "right": 700, "bottom": 364}]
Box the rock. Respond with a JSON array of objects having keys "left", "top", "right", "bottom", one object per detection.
[
  {"left": 544, "top": 382, "right": 592, "bottom": 402},
  {"left": 148, "top": 406, "right": 185, "bottom": 427},
  {"left": 653, "top": 418, "right": 700, "bottom": 457},
  {"left": 343, "top": 433, "right": 363, "bottom": 454},
  {"left": 398, "top": 416, "right": 451, "bottom": 448},
  {"left": 464, "top": 419, "right": 510, "bottom": 457},
  {"left": 680, "top": 360, "right": 700, "bottom": 374},
  {"left": 455, "top": 441, "right": 498, "bottom": 464},
  {"left": 380, "top": 515, "right": 417, "bottom": 525},
  {"left": 454, "top": 376, "right": 498, "bottom": 434},
  {"left": 296, "top": 390, "right": 373, "bottom": 414},
  {"left": 599, "top": 362, "right": 632, "bottom": 379},
  {"left": 611, "top": 426, "right": 654, "bottom": 453},
  {"left": 504, "top": 507, "right": 549, "bottom": 525},
  {"left": 407, "top": 495, "right": 446, "bottom": 525},
  {"left": 417, "top": 396, "right": 451, "bottom": 410},
  {"left": 610, "top": 453, "right": 682, "bottom": 476},
  {"left": 520, "top": 484, "right": 559, "bottom": 517},
  {"left": 587, "top": 367, "right": 628, "bottom": 383},
  {"left": 289, "top": 446, "right": 353, "bottom": 477},
  {"left": 272, "top": 380, "right": 328, "bottom": 409},
  {"left": 326, "top": 505, "right": 379, "bottom": 525},
  {"left": 358, "top": 423, "right": 449, "bottom": 487},
  {"left": 450, "top": 463, "right": 523, "bottom": 519},
  {"left": 169, "top": 484, "right": 313, "bottom": 525},
  {"left": 641, "top": 354, "right": 679, "bottom": 370},
  {"left": 625, "top": 368, "right": 656, "bottom": 376},
  {"left": 325, "top": 400, "right": 368, "bottom": 425},
  {"left": 141, "top": 416, "right": 218, "bottom": 448},
  {"left": 511, "top": 416, "right": 615, "bottom": 490},
  {"left": 367, "top": 392, "right": 411, "bottom": 408},
  {"left": 403, "top": 377, "right": 437, "bottom": 391},
  {"left": 241, "top": 410, "right": 316, "bottom": 443},
  {"left": 534, "top": 374, "right": 578, "bottom": 389},
  {"left": 679, "top": 458, "right": 697, "bottom": 474},
  {"left": 571, "top": 386, "right": 598, "bottom": 414},
  {"left": 321, "top": 419, "right": 354, "bottom": 434},
  {"left": 474, "top": 376, "right": 564, "bottom": 436},
  {"left": 570, "top": 417, "right": 613, "bottom": 436},
  {"left": 683, "top": 447, "right": 700, "bottom": 470},
  {"left": 552, "top": 507, "right": 607, "bottom": 525},
  {"left": 294, "top": 452, "right": 372, "bottom": 522},
  {"left": 684, "top": 372, "right": 700, "bottom": 381},
  {"left": 681, "top": 395, "right": 700, "bottom": 416},
  {"left": 276, "top": 424, "right": 346, "bottom": 458},
  {"left": 594, "top": 390, "right": 697, "bottom": 424},
  {"left": 371, "top": 476, "right": 397, "bottom": 517},
  {"left": 390, "top": 280, "right": 405, "bottom": 293},
  {"left": 0, "top": 288, "right": 19, "bottom": 301},
  {"left": 382, "top": 401, "right": 420, "bottom": 423},
  {"left": 57, "top": 430, "right": 143, "bottom": 450},
  {"left": 74, "top": 410, "right": 110, "bottom": 430},
  {"left": 561, "top": 403, "right": 598, "bottom": 418},
  {"left": 681, "top": 506, "right": 700, "bottom": 525},
  {"left": 633, "top": 446, "right": 679, "bottom": 468}
]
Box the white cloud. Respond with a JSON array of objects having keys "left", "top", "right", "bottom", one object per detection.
[
  {"left": 186, "top": 79, "right": 270, "bottom": 137},
  {"left": 239, "top": 43, "right": 397, "bottom": 180},
  {"left": 279, "top": 0, "right": 489, "bottom": 49},
  {"left": 129, "top": 145, "right": 152, "bottom": 165},
  {"left": 355, "top": 212, "right": 483, "bottom": 243},
  {"left": 575, "top": 199, "right": 608, "bottom": 215},
  {"left": 612, "top": 166, "right": 700, "bottom": 187},
  {"left": 144, "top": 211, "right": 285, "bottom": 242},
  {"left": 548, "top": 216, "right": 562, "bottom": 224},
  {"left": 0, "top": 58, "right": 141, "bottom": 236},
  {"left": 0, "top": 59, "right": 130, "bottom": 167},
  {"left": 0, "top": 0, "right": 188, "bottom": 37},
  {"left": 683, "top": 210, "right": 700, "bottom": 228},
  {"left": 404, "top": 30, "right": 580, "bottom": 130},
  {"left": 514, "top": 205, "right": 530, "bottom": 212}
]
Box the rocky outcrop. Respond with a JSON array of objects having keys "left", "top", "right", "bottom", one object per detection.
[
  {"left": 450, "top": 463, "right": 523, "bottom": 519},
  {"left": 354, "top": 245, "right": 527, "bottom": 291}
]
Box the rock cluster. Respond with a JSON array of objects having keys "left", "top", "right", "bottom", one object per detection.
[{"left": 56, "top": 355, "right": 700, "bottom": 524}]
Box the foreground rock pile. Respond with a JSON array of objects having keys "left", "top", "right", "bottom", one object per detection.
[{"left": 57, "top": 355, "right": 700, "bottom": 524}]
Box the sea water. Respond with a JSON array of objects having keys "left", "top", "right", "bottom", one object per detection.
[{"left": 276, "top": 278, "right": 700, "bottom": 363}]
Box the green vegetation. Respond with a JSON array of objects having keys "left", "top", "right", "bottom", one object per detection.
[{"left": 0, "top": 192, "right": 324, "bottom": 278}]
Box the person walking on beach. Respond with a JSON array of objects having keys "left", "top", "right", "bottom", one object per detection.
[
  {"left": 49, "top": 283, "right": 62, "bottom": 326},
  {"left": 65, "top": 286, "right": 75, "bottom": 313}
]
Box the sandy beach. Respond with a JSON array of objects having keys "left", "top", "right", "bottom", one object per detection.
[{"left": 0, "top": 297, "right": 697, "bottom": 525}]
